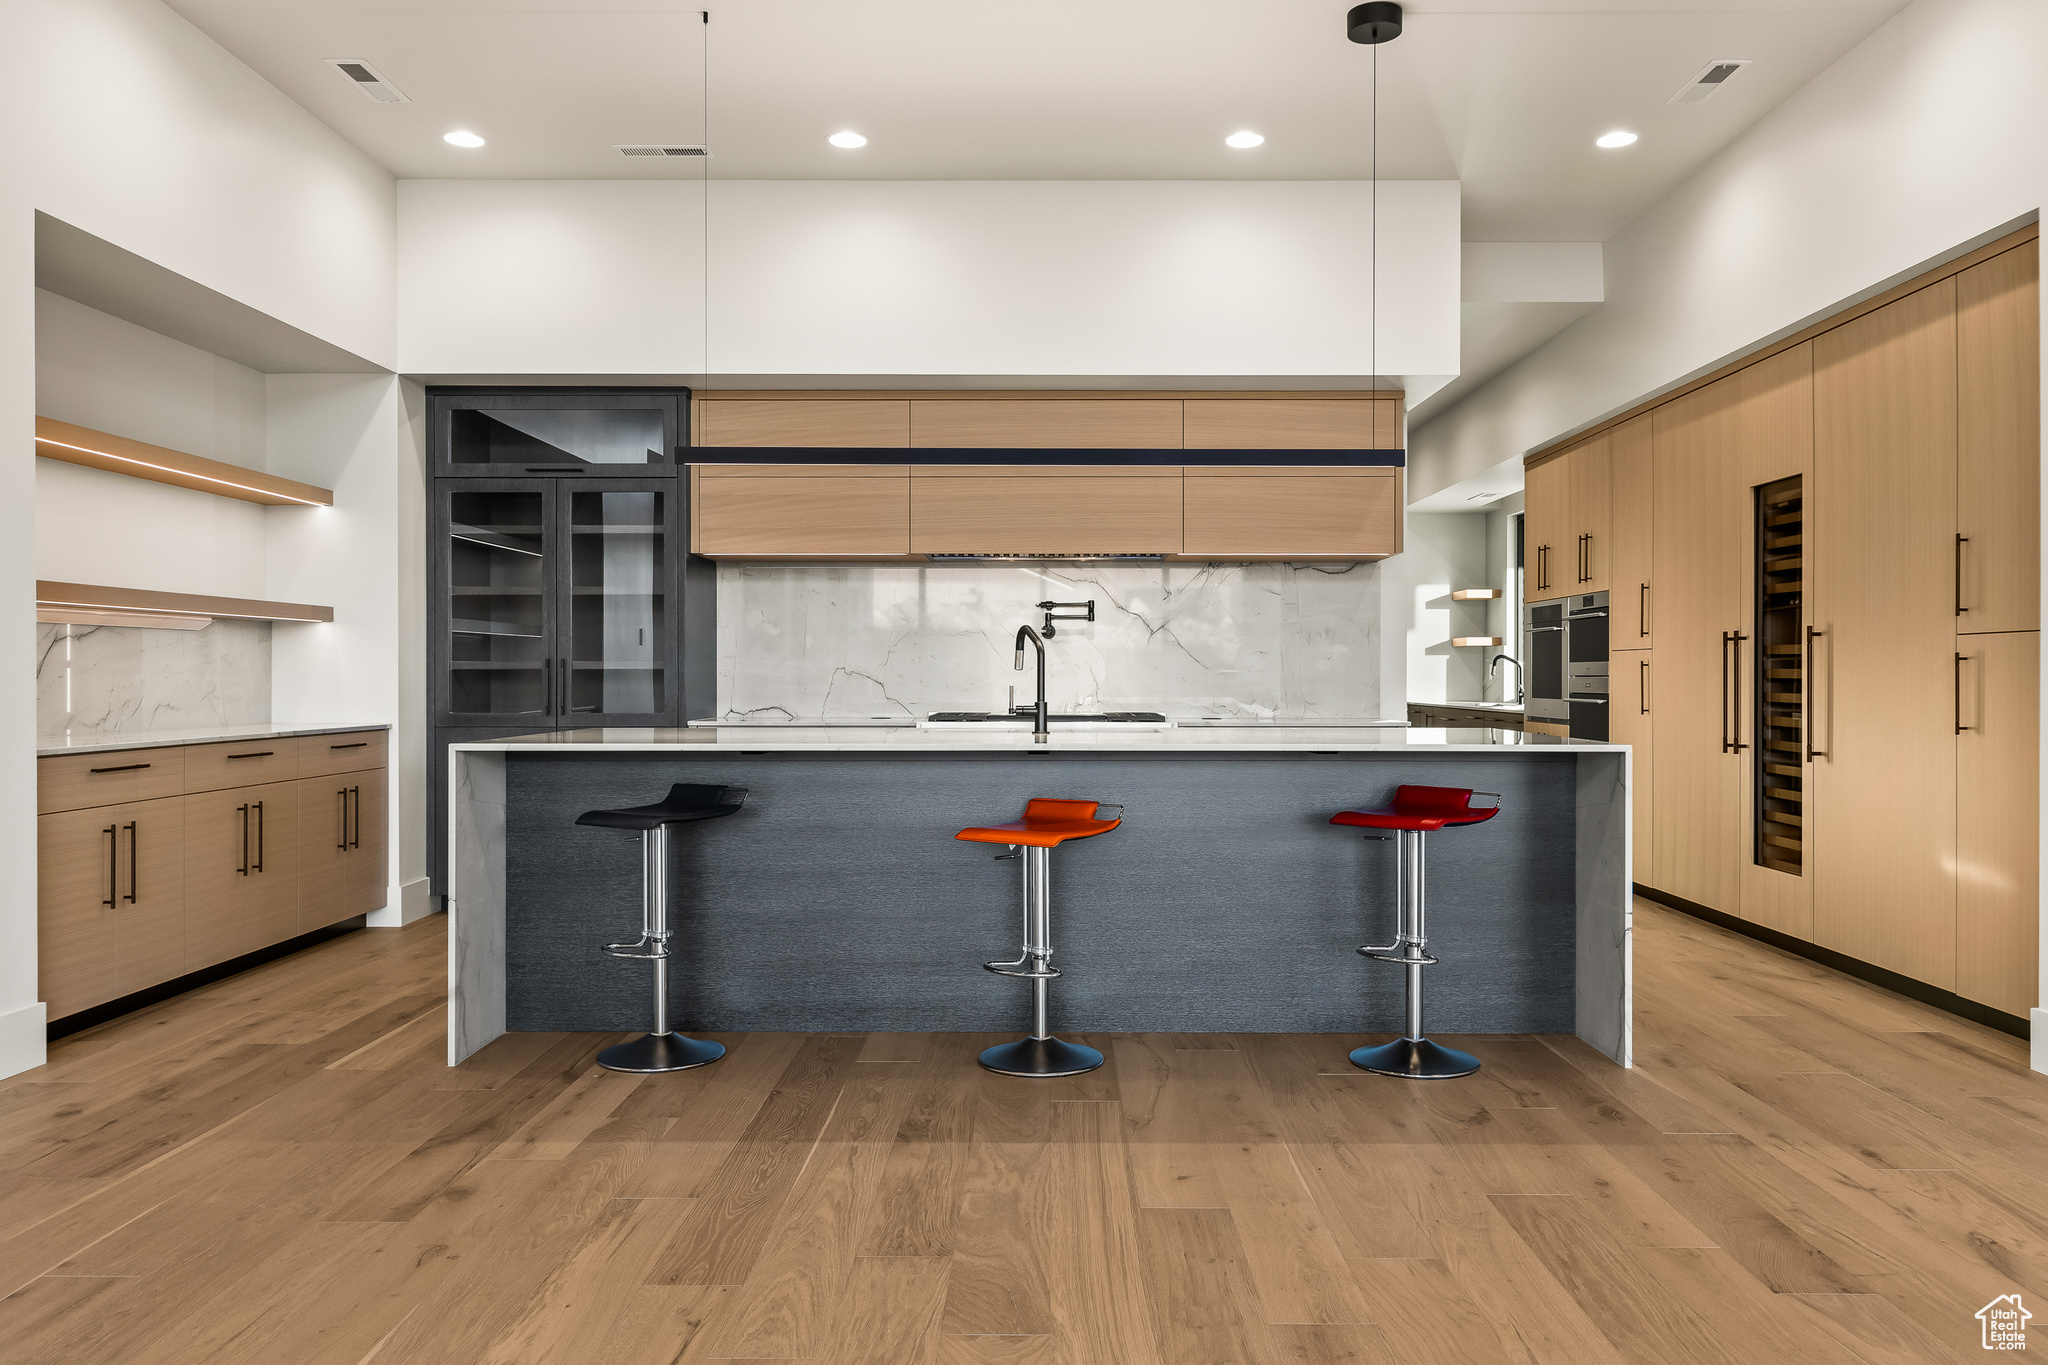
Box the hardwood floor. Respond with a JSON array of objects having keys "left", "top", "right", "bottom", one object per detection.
[{"left": 2, "top": 899, "right": 2043, "bottom": 1363}]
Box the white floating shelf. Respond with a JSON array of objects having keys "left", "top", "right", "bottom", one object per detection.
[
  {"left": 1450, "top": 636, "right": 1504, "bottom": 648},
  {"left": 1450, "top": 588, "right": 1502, "bottom": 601}
]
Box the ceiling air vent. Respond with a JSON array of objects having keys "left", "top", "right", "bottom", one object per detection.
[
  {"left": 615, "top": 144, "right": 713, "bottom": 158},
  {"left": 1671, "top": 59, "right": 1751, "bottom": 105},
  {"left": 326, "top": 59, "right": 409, "bottom": 104}
]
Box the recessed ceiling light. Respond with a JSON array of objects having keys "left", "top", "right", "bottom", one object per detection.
[
  {"left": 1225, "top": 130, "right": 1265, "bottom": 149},
  {"left": 1595, "top": 130, "right": 1638, "bottom": 149},
  {"left": 828, "top": 130, "right": 868, "bottom": 149},
  {"left": 443, "top": 130, "right": 486, "bottom": 148}
]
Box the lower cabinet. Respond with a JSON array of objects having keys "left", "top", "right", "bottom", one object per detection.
[
  {"left": 36, "top": 795, "right": 185, "bottom": 1022},
  {"left": 37, "top": 730, "right": 389, "bottom": 1022},
  {"left": 1955, "top": 630, "right": 2040, "bottom": 1016}
]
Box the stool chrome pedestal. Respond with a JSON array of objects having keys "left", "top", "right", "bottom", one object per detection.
[
  {"left": 576, "top": 783, "right": 745, "bottom": 1074},
  {"left": 1330, "top": 786, "right": 1500, "bottom": 1080},
  {"left": 956, "top": 798, "right": 1122, "bottom": 1077}
]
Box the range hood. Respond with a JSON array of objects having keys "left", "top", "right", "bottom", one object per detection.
[{"left": 922, "top": 552, "right": 1167, "bottom": 563}]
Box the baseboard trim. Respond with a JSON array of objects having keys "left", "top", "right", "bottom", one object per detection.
[
  {"left": 367, "top": 876, "right": 437, "bottom": 928},
  {"left": 1635, "top": 884, "right": 2031, "bottom": 1041},
  {"left": 46, "top": 918, "right": 369, "bottom": 1042},
  {"left": 0, "top": 1000, "right": 50, "bottom": 1079}
]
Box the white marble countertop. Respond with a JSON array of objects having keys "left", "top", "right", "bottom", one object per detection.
[
  {"left": 38, "top": 722, "right": 391, "bottom": 758},
  {"left": 453, "top": 725, "right": 1623, "bottom": 754}
]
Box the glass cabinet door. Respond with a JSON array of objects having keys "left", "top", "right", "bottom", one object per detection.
[
  {"left": 433, "top": 391, "right": 682, "bottom": 478},
  {"left": 564, "top": 486, "right": 673, "bottom": 724},
  {"left": 442, "top": 486, "right": 554, "bottom": 723}
]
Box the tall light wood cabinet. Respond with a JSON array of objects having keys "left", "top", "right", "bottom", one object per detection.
[
  {"left": 1523, "top": 453, "right": 1570, "bottom": 600},
  {"left": 1649, "top": 380, "right": 1745, "bottom": 917},
  {"left": 1957, "top": 243, "right": 2040, "bottom": 635},
  {"left": 1611, "top": 650, "right": 1654, "bottom": 885},
  {"left": 1955, "top": 629, "right": 2040, "bottom": 1016},
  {"left": 1610, "top": 415, "right": 1654, "bottom": 647},
  {"left": 1809, "top": 280, "right": 1961, "bottom": 987}
]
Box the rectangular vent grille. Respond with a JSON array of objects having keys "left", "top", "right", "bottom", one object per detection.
[
  {"left": 326, "top": 58, "right": 409, "bottom": 104},
  {"left": 615, "top": 144, "right": 712, "bottom": 157},
  {"left": 1672, "top": 58, "right": 1751, "bottom": 104}
]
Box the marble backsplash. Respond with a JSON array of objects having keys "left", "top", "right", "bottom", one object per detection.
[
  {"left": 717, "top": 561, "right": 1382, "bottom": 720},
  {"left": 37, "top": 620, "right": 271, "bottom": 741}
]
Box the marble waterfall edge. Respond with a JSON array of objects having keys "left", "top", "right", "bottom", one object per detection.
[
  {"left": 37, "top": 620, "right": 272, "bottom": 742},
  {"left": 718, "top": 561, "right": 1382, "bottom": 720}
]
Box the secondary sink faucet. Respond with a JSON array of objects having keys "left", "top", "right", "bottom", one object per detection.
[
  {"left": 1014, "top": 625, "right": 1050, "bottom": 743},
  {"left": 1489, "top": 653, "right": 1525, "bottom": 704}
]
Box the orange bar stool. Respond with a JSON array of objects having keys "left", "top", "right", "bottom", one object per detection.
[
  {"left": 578, "top": 783, "right": 746, "bottom": 1074},
  {"left": 1330, "top": 785, "right": 1500, "bottom": 1079},
  {"left": 956, "top": 797, "right": 1123, "bottom": 1077}
]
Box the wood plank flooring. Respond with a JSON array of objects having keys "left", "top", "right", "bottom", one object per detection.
[{"left": 2, "top": 899, "right": 2043, "bottom": 1363}]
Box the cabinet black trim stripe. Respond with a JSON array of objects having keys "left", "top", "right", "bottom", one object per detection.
[{"left": 688, "top": 447, "right": 1405, "bottom": 467}]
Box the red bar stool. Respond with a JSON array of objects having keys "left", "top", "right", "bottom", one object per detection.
[
  {"left": 956, "top": 797, "right": 1123, "bottom": 1077},
  {"left": 1330, "top": 784, "right": 1500, "bottom": 1079}
]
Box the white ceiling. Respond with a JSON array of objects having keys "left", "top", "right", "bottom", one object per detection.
[{"left": 168, "top": 0, "right": 1909, "bottom": 241}]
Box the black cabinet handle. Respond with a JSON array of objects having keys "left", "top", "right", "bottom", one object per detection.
[
  {"left": 253, "top": 801, "right": 265, "bottom": 873},
  {"left": 90, "top": 763, "right": 150, "bottom": 774},
  {"left": 542, "top": 658, "right": 553, "bottom": 716},
  {"left": 1729, "top": 632, "right": 1748, "bottom": 753},
  {"left": 1639, "top": 658, "right": 1649, "bottom": 716},
  {"left": 227, "top": 751, "right": 275, "bottom": 760},
  {"left": 104, "top": 825, "right": 118, "bottom": 907},
  {"left": 124, "top": 822, "right": 137, "bottom": 904},
  {"left": 349, "top": 787, "right": 362, "bottom": 850},
  {"left": 559, "top": 657, "right": 570, "bottom": 716},
  {"left": 237, "top": 804, "right": 250, "bottom": 876},
  {"left": 1805, "top": 628, "right": 1826, "bottom": 761},
  {"left": 1639, "top": 582, "right": 1650, "bottom": 638},
  {"left": 524, "top": 465, "right": 581, "bottom": 472},
  {"left": 329, "top": 742, "right": 369, "bottom": 750},
  {"left": 1955, "top": 653, "right": 1971, "bottom": 734},
  {"left": 337, "top": 789, "right": 349, "bottom": 850},
  {"left": 1955, "top": 534, "right": 1969, "bottom": 616}
]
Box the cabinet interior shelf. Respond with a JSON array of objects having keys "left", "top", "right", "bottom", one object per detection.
[
  {"left": 37, "top": 581, "right": 334, "bottom": 627},
  {"left": 36, "top": 416, "right": 334, "bottom": 508}
]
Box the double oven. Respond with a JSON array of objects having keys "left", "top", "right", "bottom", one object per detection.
[{"left": 1524, "top": 591, "right": 1609, "bottom": 740}]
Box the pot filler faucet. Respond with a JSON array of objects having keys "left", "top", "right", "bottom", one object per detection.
[{"left": 1490, "top": 653, "right": 1525, "bottom": 705}]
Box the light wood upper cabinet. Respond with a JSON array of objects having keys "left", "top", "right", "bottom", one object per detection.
[
  {"left": 1809, "top": 281, "right": 1960, "bottom": 986},
  {"left": 1957, "top": 241, "right": 2040, "bottom": 634},
  {"left": 909, "top": 400, "right": 1183, "bottom": 448},
  {"left": 909, "top": 467, "right": 1183, "bottom": 555},
  {"left": 1181, "top": 468, "right": 1401, "bottom": 560},
  {"left": 1183, "top": 399, "right": 1392, "bottom": 449},
  {"left": 37, "top": 795, "right": 184, "bottom": 1020},
  {"left": 692, "top": 465, "right": 913, "bottom": 558},
  {"left": 697, "top": 399, "right": 910, "bottom": 448},
  {"left": 1610, "top": 414, "right": 1654, "bottom": 646},
  {"left": 1568, "top": 434, "right": 1613, "bottom": 594},
  {"left": 1523, "top": 453, "right": 1570, "bottom": 600},
  {"left": 1955, "top": 629, "right": 2039, "bottom": 1016}
]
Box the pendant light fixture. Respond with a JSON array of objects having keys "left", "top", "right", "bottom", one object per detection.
[{"left": 1347, "top": 3, "right": 1401, "bottom": 412}]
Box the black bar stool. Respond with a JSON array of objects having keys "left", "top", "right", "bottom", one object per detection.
[
  {"left": 577, "top": 782, "right": 745, "bottom": 1073},
  {"left": 956, "top": 798, "right": 1122, "bottom": 1077},
  {"left": 1329, "top": 785, "right": 1500, "bottom": 1079}
]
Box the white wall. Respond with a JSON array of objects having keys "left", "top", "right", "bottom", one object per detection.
[
  {"left": 398, "top": 179, "right": 1461, "bottom": 384},
  {"left": 1379, "top": 513, "right": 1490, "bottom": 711},
  {"left": 1405, "top": 0, "right": 2048, "bottom": 1059},
  {"left": 1409, "top": 0, "right": 2045, "bottom": 501},
  {"left": 26, "top": 0, "right": 396, "bottom": 369},
  {"left": 36, "top": 290, "right": 273, "bottom": 598}
]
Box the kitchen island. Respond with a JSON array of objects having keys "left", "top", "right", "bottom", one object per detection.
[{"left": 447, "top": 726, "right": 1632, "bottom": 1066}]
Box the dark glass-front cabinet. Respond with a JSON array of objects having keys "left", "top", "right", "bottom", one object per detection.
[
  {"left": 438, "top": 479, "right": 679, "bottom": 727},
  {"left": 427, "top": 387, "right": 712, "bottom": 896},
  {"left": 432, "top": 388, "right": 684, "bottom": 478}
]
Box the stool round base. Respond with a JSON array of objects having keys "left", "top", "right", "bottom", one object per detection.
[
  {"left": 598, "top": 1032, "right": 727, "bottom": 1074},
  {"left": 1350, "top": 1036, "right": 1480, "bottom": 1080},
  {"left": 979, "top": 1036, "right": 1105, "bottom": 1078}
]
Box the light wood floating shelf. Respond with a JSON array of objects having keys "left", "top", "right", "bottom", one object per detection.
[
  {"left": 37, "top": 581, "right": 334, "bottom": 625},
  {"left": 1450, "top": 636, "right": 1504, "bottom": 647},
  {"left": 1450, "top": 588, "right": 1502, "bottom": 600},
  {"left": 35, "top": 416, "right": 333, "bottom": 507}
]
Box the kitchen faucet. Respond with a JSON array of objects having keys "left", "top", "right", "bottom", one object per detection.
[
  {"left": 1014, "top": 625, "right": 1050, "bottom": 743},
  {"left": 1489, "top": 653, "right": 1525, "bottom": 704}
]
